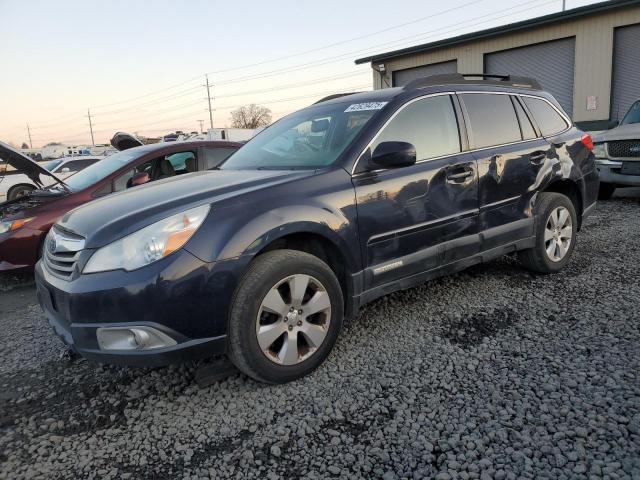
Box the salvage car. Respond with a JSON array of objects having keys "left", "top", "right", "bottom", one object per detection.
[
  {"left": 36, "top": 74, "right": 598, "bottom": 383},
  {"left": 0, "top": 140, "right": 241, "bottom": 271},
  {"left": 593, "top": 99, "right": 640, "bottom": 199},
  {"left": 0, "top": 155, "right": 104, "bottom": 202}
]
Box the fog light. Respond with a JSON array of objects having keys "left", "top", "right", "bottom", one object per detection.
[{"left": 96, "top": 326, "right": 177, "bottom": 351}]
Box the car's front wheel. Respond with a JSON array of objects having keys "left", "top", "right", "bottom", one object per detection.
[
  {"left": 8, "top": 184, "right": 35, "bottom": 201},
  {"left": 518, "top": 192, "right": 577, "bottom": 274},
  {"left": 228, "top": 249, "right": 344, "bottom": 383}
]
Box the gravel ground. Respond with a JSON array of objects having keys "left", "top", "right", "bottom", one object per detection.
[{"left": 1, "top": 196, "right": 639, "bottom": 480}]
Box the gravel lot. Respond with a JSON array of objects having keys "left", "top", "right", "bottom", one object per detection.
[{"left": 1, "top": 195, "right": 639, "bottom": 480}]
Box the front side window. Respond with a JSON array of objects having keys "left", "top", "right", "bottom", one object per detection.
[
  {"left": 621, "top": 100, "right": 640, "bottom": 125},
  {"left": 204, "top": 147, "right": 238, "bottom": 169},
  {"left": 461, "top": 93, "right": 522, "bottom": 149},
  {"left": 371, "top": 95, "right": 461, "bottom": 161},
  {"left": 523, "top": 97, "right": 569, "bottom": 136},
  {"left": 221, "top": 102, "right": 378, "bottom": 170}
]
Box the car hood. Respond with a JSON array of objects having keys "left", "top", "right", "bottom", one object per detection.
[
  {"left": 57, "top": 169, "right": 315, "bottom": 247},
  {"left": 110, "top": 132, "right": 144, "bottom": 151},
  {"left": 0, "top": 141, "right": 64, "bottom": 188},
  {"left": 593, "top": 123, "right": 640, "bottom": 143}
]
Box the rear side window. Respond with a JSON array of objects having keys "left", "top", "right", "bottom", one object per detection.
[
  {"left": 523, "top": 97, "right": 569, "bottom": 136},
  {"left": 204, "top": 147, "right": 238, "bottom": 169},
  {"left": 371, "top": 95, "right": 460, "bottom": 161},
  {"left": 512, "top": 97, "right": 537, "bottom": 140},
  {"left": 461, "top": 94, "right": 521, "bottom": 149}
]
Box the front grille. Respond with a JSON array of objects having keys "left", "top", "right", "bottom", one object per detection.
[
  {"left": 43, "top": 227, "right": 85, "bottom": 280},
  {"left": 607, "top": 140, "right": 640, "bottom": 159}
]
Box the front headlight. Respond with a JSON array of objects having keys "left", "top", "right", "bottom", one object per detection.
[
  {"left": 83, "top": 204, "right": 210, "bottom": 273},
  {"left": 0, "top": 217, "right": 34, "bottom": 234},
  {"left": 593, "top": 143, "right": 606, "bottom": 158}
]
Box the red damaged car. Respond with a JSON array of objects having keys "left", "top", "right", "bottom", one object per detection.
[{"left": 0, "top": 136, "right": 241, "bottom": 271}]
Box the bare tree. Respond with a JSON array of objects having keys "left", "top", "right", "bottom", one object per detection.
[{"left": 230, "top": 104, "right": 272, "bottom": 129}]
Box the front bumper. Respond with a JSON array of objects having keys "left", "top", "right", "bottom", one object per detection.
[
  {"left": 35, "top": 248, "right": 246, "bottom": 367},
  {"left": 596, "top": 159, "right": 640, "bottom": 186},
  {"left": 0, "top": 226, "right": 43, "bottom": 272}
]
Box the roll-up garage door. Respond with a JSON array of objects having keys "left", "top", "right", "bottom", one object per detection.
[
  {"left": 485, "top": 37, "right": 575, "bottom": 116},
  {"left": 611, "top": 23, "right": 640, "bottom": 121},
  {"left": 392, "top": 60, "right": 457, "bottom": 87}
]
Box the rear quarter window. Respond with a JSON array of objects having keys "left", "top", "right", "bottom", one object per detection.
[
  {"left": 461, "top": 93, "right": 522, "bottom": 149},
  {"left": 523, "top": 97, "right": 569, "bottom": 136}
]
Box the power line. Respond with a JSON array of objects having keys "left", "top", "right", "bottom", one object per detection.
[{"left": 6, "top": 0, "right": 554, "bottom": 140}]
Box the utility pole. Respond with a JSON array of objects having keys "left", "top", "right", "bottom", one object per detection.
[
  {"left": 197, "top": 119, "right": 204, "bottom": 133},
  {"left": 562, "top": 0, "right": 566, "bottom": 11},
  {"left": 87, "top": 109, "right": 95, "bottom": 146},
  {"left": 26, "top": 124, "right": 32, "bottom": 149},
  {"left": 204, "top": 74, "right": 214, "bottom": 130}
]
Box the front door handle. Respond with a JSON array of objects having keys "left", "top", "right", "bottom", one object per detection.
[{"left": 530, "top": 151, "right": 547, "bottom": 164}]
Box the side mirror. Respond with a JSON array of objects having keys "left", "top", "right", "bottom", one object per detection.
[
  {"left": 60, "top": 167, "right": 70, "bottom": 173},
  {"left": 131, "top": 171, "right": 150, "bottom": 187},
  {"left": 370, "top": 141, "right": 417, "bottom": 169},
  {"left": 608, "top": 120, "right": 619, "bottom": 129}
]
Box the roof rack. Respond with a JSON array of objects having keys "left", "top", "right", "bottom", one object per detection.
[
  {"left": 313, "top": 92, "right": 362, "bottom": 104},
  {"left": 403, "top": 73, "right": 542, "bottom": 91}
]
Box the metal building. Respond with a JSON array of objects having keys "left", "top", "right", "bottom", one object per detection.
[{"left": 355, "top": 0, "right": 640, "bottom": 130}]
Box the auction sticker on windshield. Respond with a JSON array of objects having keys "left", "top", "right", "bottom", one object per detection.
[{"left": 344, "top": 102, "right": 388, "bottom": 112}]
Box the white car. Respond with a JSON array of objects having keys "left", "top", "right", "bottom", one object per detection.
[{"left": 0, "top": 156, "right": 104, "bottom": 202}]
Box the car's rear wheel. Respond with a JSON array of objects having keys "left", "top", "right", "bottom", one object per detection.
[
  {"left": 8, "top": 184, "right": 35, "bottom": 201},
  {"left": 518, "top": 192, "right": 577, "bottom": 274},
  {"left": 227, "top": 249, "right": 343, "bottom": 383},
  {"left": 598, "top": 183, "right": 616, "bottom": 200}
]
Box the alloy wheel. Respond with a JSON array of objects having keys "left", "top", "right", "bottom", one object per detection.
[
  {"left": 256, "top": 274, "right": 331, "bottom": 365},
  {"left": 544, "top": 206, "right": 573, "bottom": 262}
]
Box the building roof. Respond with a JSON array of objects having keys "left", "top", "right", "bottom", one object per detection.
[{"left": 354, "top": 0, "right": 640, "bottom": 65}]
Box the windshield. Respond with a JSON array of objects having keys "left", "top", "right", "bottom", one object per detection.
[
  {"left": 42, "top": 159, "right": 63, "bottom": 171},
  {"left": 64, "top": 149, "right": 139, "bottom": 191},
  {"left": 221, "top": 101, "right": 379, "bottom": 170},
  {"left": 621, "top": 101, "right": 640, "bottom": 125}
]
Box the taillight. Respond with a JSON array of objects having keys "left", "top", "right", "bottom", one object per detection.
[{"left": 581, "top": 134, "right": 594, "bottom": 151}]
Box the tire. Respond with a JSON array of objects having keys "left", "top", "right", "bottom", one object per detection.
[
  {"left": 227, "top": 249, "right": 344, "bottom": 384},
  {"left": 518, "top": 192, "right": 577, "bottom": 274},
  {"left": 598, "top": 183, "right": 616, "bottom": 200},
  {"left": 8, "top": 184, "right": 35, "bottom": 201}
]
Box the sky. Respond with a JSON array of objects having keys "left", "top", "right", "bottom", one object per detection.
[{"left": 0, "top": 0, "right": 601, "bottom": 147}]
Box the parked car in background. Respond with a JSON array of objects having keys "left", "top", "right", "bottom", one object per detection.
[
  {"left": 0, "top": 139, "right": 241, "bottom": 271},
  {"left": 0, "top": 156, "right": 104, "bottom": 202},
  {"left": 35, "top": 74, "right": 598, "bottom": 384},
  {"left": 593, "top": 99, "right": 640, "bottom": 199}
]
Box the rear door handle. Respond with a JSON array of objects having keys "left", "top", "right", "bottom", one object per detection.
[
  {"left": 530, "top": 151, "right": 546, "bottom": 164},
  {"left": 446, "top": 167, "right": 474, "bottom": 183}
]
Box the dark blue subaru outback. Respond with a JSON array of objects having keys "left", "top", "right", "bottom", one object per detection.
[{"left": 36, "top": 74, "right": 599, "bottom": 383}]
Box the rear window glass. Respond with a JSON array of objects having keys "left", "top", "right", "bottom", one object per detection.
[
  {"left": 523, "top": 97, "right": 569, "bottom": 136},
  {"left": 461, "top": 94, "right": 521, "bottom": 149}
]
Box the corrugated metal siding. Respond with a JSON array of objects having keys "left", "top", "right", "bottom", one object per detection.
[
  {"left": 611, "top": 23, "right": 640, "bottom": 121},
  {"left": 376, "top": 6, "right": 640, "bottom": 122},
  {"left": 484, "top": 38, "right": 576, "bottom": 115},
  {"left": 392, "top": 60, "right": 458, "bottom": 87}
]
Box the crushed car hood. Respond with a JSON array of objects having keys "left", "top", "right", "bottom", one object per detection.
[
  {"left": 593, "top": 123, "right": 640, "bottom": 143},
  {"left": 57, "top": 169, "right": 315, "bottom": 247},
  {"left": 0, "top": 141, "right": 65, "bottom": 188}
]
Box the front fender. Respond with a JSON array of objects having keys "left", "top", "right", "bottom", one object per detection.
[{"left": 184, "top": 177, "right": 361, "bottom": 274}]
